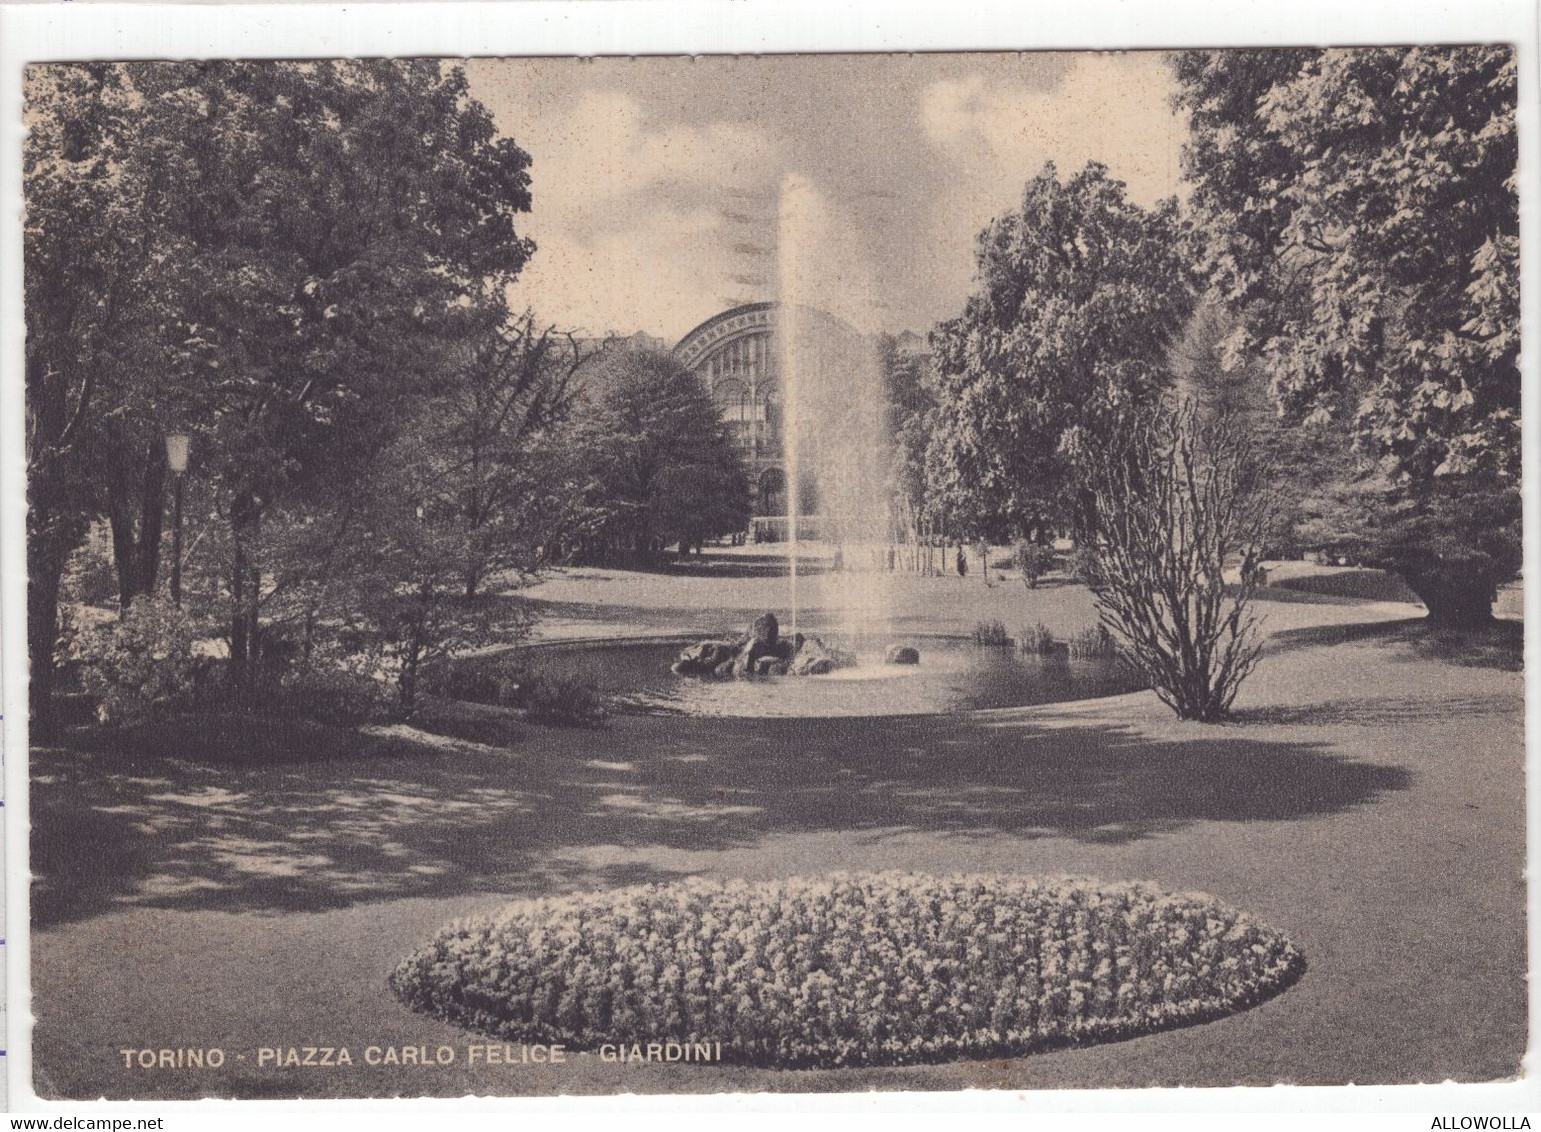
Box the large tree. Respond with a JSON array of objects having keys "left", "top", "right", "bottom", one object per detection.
[
  {"left": 1172, "top": 47, "right": 1520, "bottom": 624},
  {"left": 246, "top": 309, "right": 589, "bottom": 708},
  {"left": 577, "top": 349, "right": 751, "bottom": 565},
  {"left": 877, "top": 335, "right": 936, "bottom": 546},
  {"left": 925, "top": 162, "right": 1196, "bottom": 542},
  {"left": 25, "top": 60, "right": 539, "bottom": 711},
  {"left": 24, "top": 64, "right": 187, "bottom": 733}
]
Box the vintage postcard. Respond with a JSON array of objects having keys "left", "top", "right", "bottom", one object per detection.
[{"left": 10, "top": 27, "right": 1532, "bottom": 1112}]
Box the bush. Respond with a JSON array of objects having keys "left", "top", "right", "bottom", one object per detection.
[
  {"left": 273, "top": 668, "right": 384, "bottom": 726},
  {"left": 1013, "top": 541, "right": 1056, "bottom": 588},
  {"left": 1016, "top": 622, "right": 1057, "bottom": 656},
  {"left": 972, "top": 619, "right": 1010, "bottom": 647},
  {"left": 1084, "top": 406, "right": 1274, "bottom": 721},
  {"left": 60, "top": 534, "right": 120, "bottom": 608},
  {"left": 69, "top": 596, "right": 198, "bottom": 728},
  {"left": 1066, "top": 545, "right": 1102, "bottom": 588},
  {"left": 1067, "top": 624, "right": 1119, "bottom": 660},
  {"left": 390, "top": 872, "right": 1305, "bottom": 1069},
  {"left": 523, "top": 674, "right": 607, "bottom": 727},
  {"left": 420, "top": 651, "right": 534, "bottom": 709}
]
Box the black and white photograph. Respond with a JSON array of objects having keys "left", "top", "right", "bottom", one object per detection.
[{"left": 9, "top": 15, "right": 1532, "bottom": 1112}]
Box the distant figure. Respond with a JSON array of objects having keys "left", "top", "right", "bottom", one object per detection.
[
  {"left": 886, "top": 546, "right": 895, "bottom": 572},
  {"left": 956, "top": 546, "right": 967, "bottom": 578},
  {"left": 832, "top": 546, "right": 845, "bottom": 572}
]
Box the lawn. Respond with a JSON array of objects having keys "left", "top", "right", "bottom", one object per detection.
[{"left": 27, "top": 556, "right": 1526, "bottom": 1099}]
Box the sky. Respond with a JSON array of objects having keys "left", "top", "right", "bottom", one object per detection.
[{"left": 465, "top": 51, "right": 1188, "bottom": 343}]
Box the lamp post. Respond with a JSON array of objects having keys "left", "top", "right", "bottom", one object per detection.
[{"left": 165, "top": 433, "right": 190, "bottom": 607}]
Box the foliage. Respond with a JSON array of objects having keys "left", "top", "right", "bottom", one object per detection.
[
  {"left": 1013, "top": 541, "right": 1056, "bottom": 589},
  {"left": 266, "top": 667, "right": 385, "bottom": 727},
  {"left": 24, "top": 59, "right": 541, "bottom": 710},
  {"left": 420, "top": 651, "right": 535, "bottom": 709},
  {"left": 1065, "top": 546, "right": 1102, "bottom": 588},
  {"left": 390, "top": 872, "right": 1305, "bottom": 1069},
  {"left": 1066, "top": 624, "right": 1119, "bottom": 661},
  {"left": 925, "top": 162, "right": 1196, "bottom": 541},
  {"left": 1293, "top": 472, "right": 1522, "bottom": 626},
  {"left": 1172, "top": 47, "right": 1520, "bottom": 624},
  {"left": 878, "top": 335, "right": 939, "bottom": 538},
  {"left": 59, "top": 528, "right": 121, "bottom": 609},
  {"left": 972, "top": 620, "right": 1011, "bottom": 647},
  {"left": 328, "top": 580, "right": 533, "bottom": 722},
  {"left": 385, "top": 311, "right": 589, "bottom": 600},
  {"left": 523, "top": 674, "right": 608, "bottom": 728},
  {"left": 241, "top": 305, "right": 586, "bottom": 718},
  {"left": 23, "top": 64, "right": 166, "bottom": 731},
  {"left": 1016, "top": 623, "right": 1057, "bottom": 657},
  {"left": 420, "top": 651, "right": 603, "bottom": 726},
  {"left": 1083, "top": 406, "right": 1276, "bottom": 722},
  {"left": 68, "top": 596, "right": 198, "bottom": 728},
  {"left": 577, "top": 349, "right": 752, "bottom": 564}
]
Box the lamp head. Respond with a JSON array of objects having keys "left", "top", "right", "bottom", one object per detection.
[{"left": 165, "top": 433, "right": 190, "bottom": 474}]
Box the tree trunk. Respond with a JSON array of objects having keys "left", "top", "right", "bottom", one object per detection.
[
  {"left": 229, "top": 491, "right": 261, "bottom": 689},
  {"left": 397, "top": 641, "right": 421, "bottom": 720},
  {"left": 1401, "top": 569, "right": 1497, "bottom": 628},
  {"left": 106, "top": 438, "right": 167, "bottom": 609},
  {"left": 27, "top": 540, "right": 68, "bottom": 742}
]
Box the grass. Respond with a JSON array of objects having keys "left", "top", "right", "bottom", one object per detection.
[{"left": 26, "top": 555, "right": 1525, "bottom": 1098}]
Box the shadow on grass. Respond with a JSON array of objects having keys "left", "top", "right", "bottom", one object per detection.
[
  {"left": 1230, "top": 692, "right": 1519, "bottom": 727},
  {"left": 1265, "top": 617, "right": 1523, "bottom": 671},
  {"left": 33, "top": 703, "right": 1411, "bottom": 927}
]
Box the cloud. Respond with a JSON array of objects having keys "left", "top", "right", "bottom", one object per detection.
[
  {"left": 506, "top": 91, "right": 782, "bottom": 339},
  {"left": 536, "top": 91, "right": 775, "bottom": 222},
  {"left": 920, "top": 52, "right": 1185, "bottom": 208},
  {"left": 915, "top": 52, "right": 1187, "bottom": 318},
  {"left": 471, "top": 53, "right": 1185, "bottom": 339}
]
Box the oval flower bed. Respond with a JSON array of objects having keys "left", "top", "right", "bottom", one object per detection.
[{"left": 389, "top": 872, "right": 1305, "bottom": 1069}]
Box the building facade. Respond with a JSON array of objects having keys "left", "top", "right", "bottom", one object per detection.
[{"left": 674, "top": 302, "right": 787, "bottom": 517}]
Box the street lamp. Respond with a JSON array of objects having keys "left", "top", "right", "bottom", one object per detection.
[{"left": 165, "top": 433, "right": 190, "bottom": 607}]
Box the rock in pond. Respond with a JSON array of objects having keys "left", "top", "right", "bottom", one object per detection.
[
  {"left": 754, "top": 655, "right": 789, "bottom": 676},
  {"left": 885, "top": 645, "right": 920, "bottom": 665},
  {"left": 671, "top": 639, "right": 741, "bottom": 676},
  {"left": 749, "top": 612, "right": 779, "bottom": 648},
  {"left": 672, "top": 618, "right": 854, "bottom": 679},
  {"left": 788, "top": 635, "right": 857, "bottom": 676}
]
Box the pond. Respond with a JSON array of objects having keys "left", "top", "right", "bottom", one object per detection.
[{"left": 523, "top": 635, "right": 1144, "bottom": 719}]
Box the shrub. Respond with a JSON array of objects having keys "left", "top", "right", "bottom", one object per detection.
[
  {"left": 390, "top": 872, "right": 1305, "bottom": 1069},
  {"left": 274, "top": 668, "right": 384, "bottom": 726},
  {"left": 1016, "top": 622, "right": 1057, "bottom": 656},
  {"left": 1066, "top": 545, "right": 1102, "bottom": 588},
  {"left": 60, "top": 535, "right": 120, "bottom": 608},
  {"left": 1013, "top": 541, "right": 1056, "bottom": 589},
  {"left": 1067, "top": 624, "right": 1119, "bottom": 660},
  {"left": 972, "top": 619, "right": 1011, "bottom": 647},
  {"left": 523, "top": 673, "right": 607, "bottom": 727},
  {"left": 1083, "top": 406, "right": 1275, "bottom": 721},
  {"left": 421, "top": 651, "right": 534, "bottom": 709},
  {"left": 69, "top": 596, "right": 198, "bottom": 728}
]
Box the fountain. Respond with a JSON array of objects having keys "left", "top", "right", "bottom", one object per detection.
[
  {"left": 775, "top": 173, "right": 895, "bottom": 648},
  {"left": 600, "top": 175, "right": 1142, "bottom": 715},
  {"left": 669, "top": 612, "right": 856, "bottom": 679},
  {"left": 670, "top": 176, "right": 907, "bottom": 684}
]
